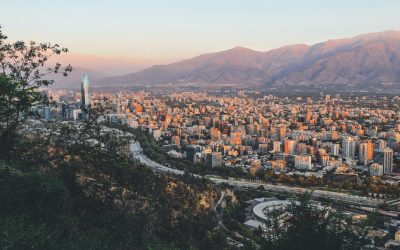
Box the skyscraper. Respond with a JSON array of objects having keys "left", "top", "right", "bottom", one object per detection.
[
  {"left": 374, "top": 148, "right": 393, "bottom": 175},
  {"left": 342, "top": 136, "right": 357, "bottom": 159},
  {"left": 207, "top": 152, "right": 223, "bottom": 167},
  {"left": 359, "top": 140, "right": 374, "bottom": 165},
  {"left": 330, "top": 144, "right": 340, "bottom": 156},
  {"left": 294, "top": 155, "right": 312, "bottom": 170},
  {"left": 81, "top": 74, "right": 91, "bottom": 110},
  {"left": 284, "top": 139, "right": 296, "bottom": 156}
]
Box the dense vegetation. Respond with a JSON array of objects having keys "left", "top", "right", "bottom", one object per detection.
[
  {"left": 0, "top": 142, "right": 226, "bottom": 249},
  {"left": 256, "top": 169, "right": 400, "bottom": 199},
  {"left": 222, "top": 190, "right": 382, "bottom": 250},
  {"left": 0, "top": 90, "right": 227, "bottom": 249},
  {"left": 0, "top": 27, "right": 226, "bottom": 249}
]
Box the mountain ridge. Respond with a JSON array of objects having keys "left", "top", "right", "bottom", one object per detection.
[{"left": 99, "top": 30, "right": 400, "bottom": 87}]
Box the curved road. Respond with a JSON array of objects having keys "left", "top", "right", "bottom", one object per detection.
[
  {"left": 129, "top": 140, "right": 384, "bottom": 208},
  {"left": 130, "top": 140, "right": 185, "bottom": 175}
]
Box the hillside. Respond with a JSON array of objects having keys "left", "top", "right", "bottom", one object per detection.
[{"left": 0, "top": 121, "right": 225, "bottom": 249}]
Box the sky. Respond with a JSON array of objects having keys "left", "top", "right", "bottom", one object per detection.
[{"left": 2, "top": 0, "right": 400, "bottom": 72}]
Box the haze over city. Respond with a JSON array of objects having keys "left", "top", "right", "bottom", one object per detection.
[{"left": 3, "top": 0, "right": 400, "bottom": 75}]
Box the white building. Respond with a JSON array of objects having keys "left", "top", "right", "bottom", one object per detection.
[
  {"left": 295, "top": 155, "right": 312, "bottom": 170},
  {"left": 374, "top": 148, "right": 393, "bottom": 174},
  {"left": 342, "top": 136, "right": 357, "bottom": 159},
  {"left": 273, "top": 141, "right": 281, "bottom": 153},
  {"left": 370, "top": 163, "right": 383, "bottom": 177},
  {"left": 330, "top": 143, "right": 340, "bottom": 156}
]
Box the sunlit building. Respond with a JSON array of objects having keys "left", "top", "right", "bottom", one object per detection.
[
  {"left": 294, "top": 155, "right": 312, "bottom": 170},
  {"left": 359, "top": 141, "right": 374, "bottom": 165},
  {"left": 81, "top": 74, "right": 91, "bottom": 110},
  {"left": 374, "top": 148, "right": 393, "bottom": 174}
]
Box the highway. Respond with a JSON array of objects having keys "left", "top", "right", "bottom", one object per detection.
[
  {"left": 129, "top": 140, "right": 384, "bottom": 208},
  {"left": 208, "top": 177, "right": 383, "bottom": 207},
  {"left": 130, "top": 140, "right": 185, "bottom": 175}
]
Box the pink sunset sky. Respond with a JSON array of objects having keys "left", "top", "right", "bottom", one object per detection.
[{"left": 3, "top": 0, "right": 400, "bottom": 75}]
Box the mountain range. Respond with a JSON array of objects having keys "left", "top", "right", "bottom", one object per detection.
[{"left": 53, "top": 30, "right": 400, "bottom": 88}]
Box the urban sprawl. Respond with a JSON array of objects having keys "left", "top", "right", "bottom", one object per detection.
[{"left": 31, "top": 75, "right": 400, "bottom": 248}]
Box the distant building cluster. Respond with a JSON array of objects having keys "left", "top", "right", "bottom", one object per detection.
[
  {"left": 35, "top": 83, "right": 400, "bottom": 184},
  {"left": 35, "top": 74, "right": 91, "bottom": 121}
]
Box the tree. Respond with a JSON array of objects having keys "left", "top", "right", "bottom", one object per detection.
[
  {"left": 263, "top": 193, "right": 372, "bottom": 250},
  {"left": 0, "top": 26, "right": 72, "bottom": 157},
  {"left": 0, "top": 26, "right": 228, "bottom": 249}
]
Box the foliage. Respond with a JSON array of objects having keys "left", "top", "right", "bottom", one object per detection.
[
  {"left": 0, "top": 120, "right": 226, "bottom": 249},
  {"left": 265, "top": 193, "right": 371, "bottom": 250},
  {"left": 256, "top": 169, "right": 400, "bottom": 198},
  {"left": 0, "top": 26, "right": 72, "bottom": 157},
  {"left": 0, "top": 27, "right": 226, "bottom": 249}
]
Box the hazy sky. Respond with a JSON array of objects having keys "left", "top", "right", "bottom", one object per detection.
[{"left": 2, "top": 0, "right": 400, "bottom": 64}]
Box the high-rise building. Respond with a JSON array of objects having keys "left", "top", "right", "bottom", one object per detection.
[
  {"left": 330, "top": 144, "right": 340, "bottom": 156},
  {"left": 277, "top": 125, "right": 286, "bottom": 141},
  {"left": 370, "top": 163, "right": 383, "bottom": 177},
  {"left": 374, "top": 148, "right": 393, "bottom": 174},
  {"left": 72, "top": 109, "right": 81, "bottom": 121},
  {"left": 61, "top": 103, "right": 70, "bottom": 120},
  {"left": 81, "top": 74, "right": 91, "bottom": 110},
  {"left": 207, "top": 152, "right": 223, "bottom": 167},
  {"left": 376, "top": 140, "right": 387, "bottom": 150},
  {"left": 273, "top": 141, "right": 281, "bottom": 152},
  {"left": 42, "top": 106, "right": 51, "bottom": 120},
  {"left": 186, "top": 145, "right": 201, "bottom": 162},
  {"left": 284, "top": 139, "right": 296, "bottom": 156},
  {"left": 210, "top": 127, "right": 221, "bottom": 141},
  {"left": 296, "top": 143, "right": 308, "bottom": 155},
  {"left": 320, "top": 154, "right": 329, "bottom": 167},
  {"left": 359, "top": 141, "right": 374, "bottom": 165},
  {"left": 342, "top": 136, "right": 357, "bottom": 159},
  {"left": 294, "top": 155, "right": 312, "bottom": 170}
]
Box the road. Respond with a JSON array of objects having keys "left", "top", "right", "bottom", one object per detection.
[
  {"left": 208, "top": 177, "right": 383, "bottom": 207},
  {"left": 130, "top": 140, "right": 185, "bottom": 175},
  {"left": 213, "top": 191, "right": 227, "bottom": 231},
  {"left": 129, "top": 140, "right": 384, "bottom": 208}
]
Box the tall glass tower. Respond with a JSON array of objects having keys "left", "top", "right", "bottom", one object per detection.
[{"left": 81, "top": 74, "right": 91, "bottom": 110}]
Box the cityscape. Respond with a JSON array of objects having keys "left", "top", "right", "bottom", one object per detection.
[
  {"left": 33, "top": 74, "right": 400, "bottom": 248},
  {"left": 2, "top": 1, "right": 400, "bottom": 250}
]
